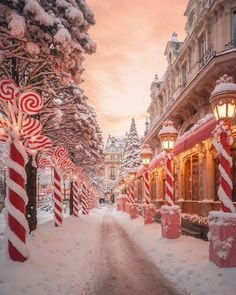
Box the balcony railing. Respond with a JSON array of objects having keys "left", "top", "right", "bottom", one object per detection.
[
  {"left": 224, "top": 40, "right": 236, "bottom": 50},
  {"left": 199, "top": 48, "right": 216, "bottom": 69}
]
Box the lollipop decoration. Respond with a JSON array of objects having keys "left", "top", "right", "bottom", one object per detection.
[{"left": 0, "top": 78, "right": 52, "bottom": 262}]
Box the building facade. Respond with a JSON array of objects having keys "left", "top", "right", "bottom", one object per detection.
[
  {"left": 136, "top": 0, "right": 236, "bottom": 221},
  {"left": 104, "top": 135, "right": 126, "bottom": 181}
]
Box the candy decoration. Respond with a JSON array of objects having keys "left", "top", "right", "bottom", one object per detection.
[
  {"left": 144, "top": 169, "right": 151, "bottom": 205},
  {"left": 89, "top": 190, "right": 93, "bottom": 210},
  {"left": 21, "top": 118, "right": 42, "bottom": 139},
  {"left": 164, "top": 153, "right": 174, "bottom": 206},
  {"left": 0, "top": 78, "right": 52, "bottom": 262},
  {"left": 212, "top": 121, "right": 235, "bottom": 213},
  {"left": 0, "top": 130, "right": 9, "bottom": 142},
  {"left": 53, "top": 164, "right": 63, "bottom": 226},
  {"left": 26, "top": 135, "right": 52, "bottom": 153},
  {"left": 0, "top": 118, "right": 9, "bottom": 128},
  {"left": 82, "top": 183, "right": 88, "bottom": 215},
  {"left": 73, "top": 181, "right": 79, "bottom": 217},
  {"left": 5, "top": 135, "right": 29, "bottom": 261},
  {"left": 129, "top": 182, "right": 135, "bottom": 204},
  {"left": 38, "top": 157, "right": 51, "bottom": 169},
  {"left": 0, "top": 79, "right": 19, "bottom": 101},
  {"left": 18, "top": 91, "right": 43, "bottom": 114},
  {"left": 54, "top": 146, "right": 68, "bottom": 160}
]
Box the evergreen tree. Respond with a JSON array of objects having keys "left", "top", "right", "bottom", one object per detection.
[{"left": 120, "top": 118, "right": 141, "bottom": 175}]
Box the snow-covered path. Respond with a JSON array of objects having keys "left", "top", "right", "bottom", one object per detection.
[{"left": 96, "top": 208, "right": 183, "bottom": 295}]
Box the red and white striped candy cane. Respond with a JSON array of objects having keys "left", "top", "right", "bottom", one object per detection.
[
  {"left": 144, "top": 169, "right": 151, "bottom": 205},
  {"left": 129, "top": 182, "right": 135, "bottom": 204},
  {"left": 82, "top": 183, "right": 88, "bottom": 215},
  {"left": 73, "top": 181, "right": 79, "bottom": 217},
  {"left": 5, "top": 134, "right": 29, "bottom": 261},
  {"left": 212, "top": 121, "right": 235, "bottom": 213},
  {"left": 164, "top": 153, "right": 174, "bottom": 206},
  {"left": 86, "top": 187, "right": 91, "bottom": 213},
  {"left": 53, "top": 164, "right": 63, "bottom": 226}
]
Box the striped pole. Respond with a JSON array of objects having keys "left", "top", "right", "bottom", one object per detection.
[
  {"left": 144, "top": 169, "right": 151, "bottom": 204},
  {"left": 129, "top": 182, "right": 135, "bottom": 204},
  {"left": 82, "top": 183, "right": 88, "bottom": 215},
  {"left": 164, "top": 154, "right": 174, "bottom": 206},
  {"left": 212, "top": 121, "right": 235, "bottom": 213},
  {"left": 53, "top": 164, "right": 63, "bottom": 226},
  {"left": 73, "top": 180, "right": 79, "bottom": 217},
  {"left": 6, "top": 136, "right": 29, "bottom": 261}
]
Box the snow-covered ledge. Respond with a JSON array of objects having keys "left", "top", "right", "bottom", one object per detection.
[{"left": 208, "top": 211, "right": 236, "bottom": 268}]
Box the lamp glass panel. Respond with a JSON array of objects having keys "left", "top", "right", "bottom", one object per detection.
[
  {"left": 228, "top": 102, "right": 236, "bottom": 118},
  {"left": 213, "top": 107, "right": 219, "bottom": 121},
  {"left": 217, "top": 103, "right": 227, "bottom": 119}
]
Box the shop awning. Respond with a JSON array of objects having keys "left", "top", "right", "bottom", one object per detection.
[
  {"left": 173, "top": 118, "right": 217, "bottom": 155},
  {"left": 136, "top": 165, "right": 145, "bottom": 177},
  {"left": 149, "top": 154, "right": 164, "bottom": 171}
]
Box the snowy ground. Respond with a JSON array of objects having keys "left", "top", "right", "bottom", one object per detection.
[
  {"left": 114, "top": 210, "right": 236, "bottom": 295},
  {"left": 0, "top": 208, "right": 105, "bottom": 295},
  {"left": 0, "top": 206, "right": 236, "bottom": 295}
]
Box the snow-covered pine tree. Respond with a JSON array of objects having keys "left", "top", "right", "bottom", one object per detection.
[
  {"left": 120, "top": 118, "right": 141, "bottom": 175},
  {"left": 0, "top": 0, "right": 96, "bottom": 87},
  {"left": 41, "top": 84, "right": 104, "bottom": 188}
]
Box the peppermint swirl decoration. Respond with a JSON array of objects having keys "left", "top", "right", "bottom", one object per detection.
[
  {"left": 18, "top": 91, "right": 43, "bottom": 115},
  {"left": 0, "top": 130, "right": 9, "bottom": 142},
  {"left": 0, "top": 118, "right": 9, "bottom": 128},
  {"left": 21, "top": 118, "right": 42, "bottom": 139},
  {"left": 0, "top": 79, "right": 19, "bottom": 101},
  {"left": 54, "top": 147, "right": 68, "bottom": 160},
  {"left": 38, "top": 157, "right": 51, "bottom": 169},
  {"left": 26, "top": 135, "right": 52, "bottom": 153}
]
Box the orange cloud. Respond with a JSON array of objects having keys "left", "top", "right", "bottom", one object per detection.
[{"left": 83, "top": 0, "right": 188, "bottom": 141}]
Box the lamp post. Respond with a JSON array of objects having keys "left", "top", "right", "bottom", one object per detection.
[
  {"left": 208, "top": 74, "right": 236, "bottom": 268},
  {"left": 140, "top": 144, "right": 155, "bottom": 224},
  {"left": 158, "top": 120, "right": 181, "bottom": 239},
  {"left": 127, "top": 167, "right": 138, "bottom": 219}
]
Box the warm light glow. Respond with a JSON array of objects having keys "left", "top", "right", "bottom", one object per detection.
[
  {"left": 160, "top": 136, "right": 176, "bottom": 152},
  {"left": 213, "top": 100, "right": 236, "bottom": 121},
  {"left": 142, "top": 157, "right": 151, "bottom": 165}
]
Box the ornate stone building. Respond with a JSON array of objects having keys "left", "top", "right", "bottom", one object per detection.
[
  {"left": 104, "top": 135, "right": 126, "bottom": 181},
  {"left": 136, "top": 0, "right": 236, "bottom": 225}
]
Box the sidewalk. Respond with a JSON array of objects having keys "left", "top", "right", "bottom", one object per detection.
[{"left": 113, "top": 210, "right": 236, "bottom": 295}]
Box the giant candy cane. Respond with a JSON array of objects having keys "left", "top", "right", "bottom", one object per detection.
[
  {"left": 212, "top": 121, "right": 235, "bottom": 213},
  {"left": 129, "top": 182, "right": 135, "bottom": 204},
  {"left": 52, "top": 147, "right": 69, "bottom": 226},
  {"left": 0, "top": 79, "right": 52, "bottom": 261},
  {"left": 144, "top": 169, "right": 151, "bottom": 205},
  {"left": 82, "top": 183, "right": 89, "bottom": 215},
  {"left": 164, "top": 153, "right": 174, "bottom": 206},
  {"left": 73, "top": 180, "right": 79, "bottom": 217}
]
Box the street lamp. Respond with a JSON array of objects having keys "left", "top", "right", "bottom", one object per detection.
[
  {"left": 140, "top": 144, "right": 155, "bottom": 224},
  {"left": 208, "top": 74, "right": 236, "bottom": 268},
  {"left": 158, "top": 120, "right": 178, "bottom": 206},
  {"left": 158, "top": 120, "right": 181, "bottom": 239}
]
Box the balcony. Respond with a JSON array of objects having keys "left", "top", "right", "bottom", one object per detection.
[{"left": 199, "top": 48, "right": 216, "bottom": 69}]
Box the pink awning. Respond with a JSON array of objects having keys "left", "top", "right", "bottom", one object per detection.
[
  {"left": 136, "top": 165, "right": 145, "bottom": 177},
  {"left": 149, "top": 155, "right": 164, "bottom": 171},
  {"left": 173, "top": 118, "right": 217, "bottom": 155}
]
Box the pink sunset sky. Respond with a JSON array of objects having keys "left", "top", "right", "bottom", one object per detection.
[{"left": 83, "top": 0, "right": 188, "bottom": 142}]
